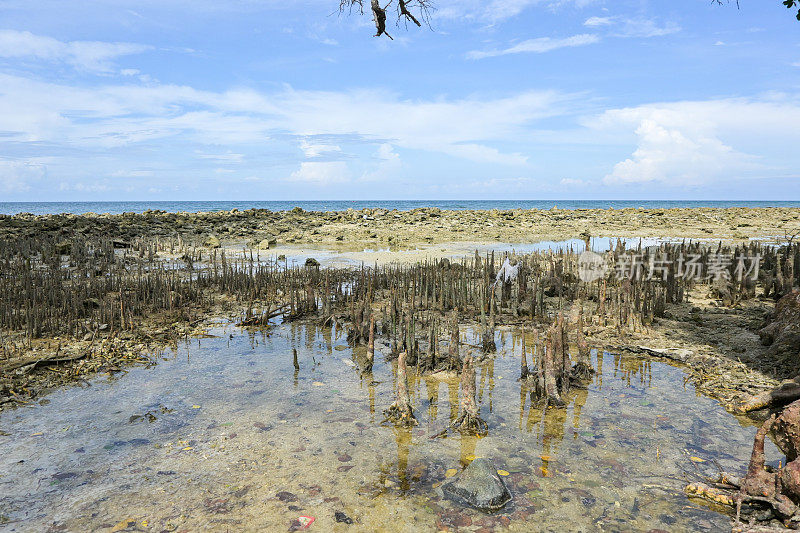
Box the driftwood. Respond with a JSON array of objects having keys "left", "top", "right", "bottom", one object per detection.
[
  {"left": 0, "top": 351, "right": 89, "bottom": 373},
  {"left": 237, "top": 305, "right": 288, "bottom": 327}
]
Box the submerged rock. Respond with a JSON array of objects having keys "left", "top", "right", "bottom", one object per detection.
[{"left": 442, "top": 458, "right": 512, "bottom": 512}]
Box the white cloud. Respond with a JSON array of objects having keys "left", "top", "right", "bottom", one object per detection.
[
  {"left": 436, "top": 0, "right": 597, "bottom": 23},
  {"left": 590, "top": 98, "right": 800, "bottom": 186},
  {"left": 0, "top": 73, "right": 572, "bottom": 166},
  {"left": 584, "top": 16, "right": 614, "bottom": 27},
  {"left": 300, "top": 139, "right": 342, "bottom": 158},
  {"left": 612, "top": 18, "right": 680, "bottom": 38},
  {"left": 377, "top": 143, "right": 398, "bottom": 161},
  {"left": 0, "top": 159, "right": 46, "bottom": 192},
  {"left": 603, "top": 119, "right": 750, "bottom": 185},
  {"left": 0, "top": 30, "right": 151, "bottom": 72},
  {"left": 560, "top": 177, "right": 587, "bottom": 187},
  {"left": 289, "top": 161, "right": 350, "bottom": 184},
  {"left": 581, "top": 16, "right": 680, "bottom": 37},
  {"left": 197, "top": 152, "right": 245, "bottom": 163},
  {"left": 362, "top": 143, "right": 401, "bottom": 182},
  {"left": 467, "top": 33, "right": 599, "bottom": 59}
]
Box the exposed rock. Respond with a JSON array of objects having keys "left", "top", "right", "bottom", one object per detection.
[
  {"left": 759, "top": 290, "right": 800, "bottom": 362},
  {"left": 203, "top": 235, "right": 221, "bottom": 248},
  {"left": 304, "top": 258, "right": 320, "bottom": 268},
  {"left": 442, "top": 458, "right": 512, "bottom": 512},
  {"left": 773, "top": 399, "right": 800, "bottom": 462}
]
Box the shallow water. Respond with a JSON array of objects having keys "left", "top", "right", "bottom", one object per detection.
[
  {"left": 0, "top": 323, "right": 781, "bottom": 532},
  {"left": 241, "top": 238, "right": 674, "bottom": 270}
]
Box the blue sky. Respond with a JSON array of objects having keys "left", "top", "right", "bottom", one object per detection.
[{"left": 0, "top": 0, "right": 799, "bottom": 201}]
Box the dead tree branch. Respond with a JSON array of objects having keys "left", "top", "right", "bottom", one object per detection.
[{"left": 339, "top": 0, "right": 434, "bottom": 38}]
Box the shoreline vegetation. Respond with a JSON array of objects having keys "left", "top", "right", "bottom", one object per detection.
[{"left": 2, "top": 206, "right": 800, "bottom": 529}]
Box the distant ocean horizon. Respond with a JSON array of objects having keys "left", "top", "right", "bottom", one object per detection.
[{"left": 2, "top": 200, "right": 800, "bottom": 216}]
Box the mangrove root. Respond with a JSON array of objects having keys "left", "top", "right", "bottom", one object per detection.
[
  {"left": 735, "top": 376, "right": 800, "bottom": 414},
  {"left": 384, "top": 351, "right": 418, "bottom": 427},
  {"left": 432, "top": 353, "right": 488, "bottom": 437}
]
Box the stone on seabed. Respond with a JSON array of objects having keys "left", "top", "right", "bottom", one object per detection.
[{"left": 442, "top": 458, "right": 512, "bottom": 512}]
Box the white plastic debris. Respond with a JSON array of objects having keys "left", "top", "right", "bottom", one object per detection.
[{"left": 495, "top": 258, "right": 519, "bottom": 284}]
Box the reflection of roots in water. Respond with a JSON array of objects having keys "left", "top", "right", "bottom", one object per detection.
[
  {"left": 613, "top": 353, "right": 652, "bottom": 387},
  {"left": 460, "top": 433, "right": 480, "bottom": 467},
  {"left": 395, "top": 425, "right": 412, "bottom": 493},
  {"left": 377, "top": 425, "right": 414, "bottom": 494},
  {"left": 519, "top": 383, "right": 589, "bottom": 467}
]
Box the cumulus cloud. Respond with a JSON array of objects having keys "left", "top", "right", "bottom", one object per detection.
[
  {"left": 467, "top": 33, "right": 599, "bottom": 59},
  {"left": 603, "top": 119, "right": 750, "bottom": 185},
  {"left": 0, "top": 30, "right": 151, "bottom": 72},
  {"left": 197, "top": 152, "right": 244, "bottom": 163},
  {"left": 590, "top": 98, "right": 800, "bottom": 186},
  {"left": 362, "top": 143, "right": 402, "bottom": 182}
]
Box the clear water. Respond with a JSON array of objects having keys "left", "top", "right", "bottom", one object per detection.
[
  {"left": 0, "top": 323, "right": 780, "bottom": 532},
  {"left": 233, "top": 238, "right": 681, "bottom": 270},
  {"left": 2, "top": 200, "right": 800, "bottom": 216}
]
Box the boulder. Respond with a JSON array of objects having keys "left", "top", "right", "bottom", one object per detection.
[
  {"left": 442, "top": 458, "right": 512, "bottom": 512},
  {"left": 203, "top": 235, "right": 221, "bottom": 248},
  {"left": 257, "top": 237, "right": 275, "bottom": 250}
]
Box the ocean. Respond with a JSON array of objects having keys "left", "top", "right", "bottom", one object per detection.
[{"left": 1, "top": 200, "right": 800, "bottom": 215}]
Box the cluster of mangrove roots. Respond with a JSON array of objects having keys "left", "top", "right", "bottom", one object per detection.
[
  {"left": 518, "top": 311, "right": 594, "bottom": 406},
  {"left": 689, "top": 387, "right": 800, "bottom": 530},
  {"left": 3, "top": 230, "right": 797, "bottom": 356}
]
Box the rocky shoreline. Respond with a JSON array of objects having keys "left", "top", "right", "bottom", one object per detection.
[{"left": 2, "top": 206, "right": 799, "bottom": 249}]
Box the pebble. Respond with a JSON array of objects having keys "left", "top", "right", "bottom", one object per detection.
[{"left": 276, "top": 491, "right": 299, "bottom": 502}]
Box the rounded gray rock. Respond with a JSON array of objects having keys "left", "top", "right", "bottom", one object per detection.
[{"left": 442, "top": 458, "right": 512, "bottom": 512}]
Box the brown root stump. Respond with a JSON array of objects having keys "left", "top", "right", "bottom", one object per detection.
[
  {"left": 384, "top": 351, "right": 418, "bottom": 427},
  {"left": 432, "top": 354, "right": 488, "bottom": 438}
]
